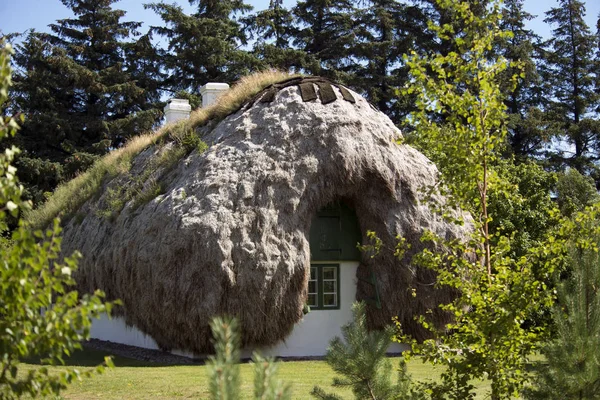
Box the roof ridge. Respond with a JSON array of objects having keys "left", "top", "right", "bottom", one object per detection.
[{"left": 241, "top": 76, "right": 356, "bottom": 111}]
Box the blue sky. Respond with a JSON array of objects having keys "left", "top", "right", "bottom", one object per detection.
[{"left": 1, "top": 0, "right": 599, "bottom": 41}]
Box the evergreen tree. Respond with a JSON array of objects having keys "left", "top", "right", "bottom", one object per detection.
[
  {"left": 207, "top": 317, "right": 241, "bottom": 399},
  {"left": 253, "top": 0, "right": 292, "bottom": 50},
  {"left": 11, "top": 0, "right": 162, "bottom": 204},
  {"left": 406, "top": 0, "right": 499, "bottom": 130},
  {"left": 207, "top": 317, "right": 291, "bottom": 400},
  {"left": 9, "top": 32, "right": 68, "bottom": 203},
  {"left": 146, "top": 0, "right": 259, "bottom": 95},
  {"left": 120, "top": 31, "right": 166, "bottom": 141},
  {"left": 541, "top": 0, "right": 600, "bottom": 175},
  {"left": 524, "top": 224, "right": 600, "bottom": 400},
  {"left": 596, "top": 13, "right": 600, "bottom": 113},
  {"left": 498, "top": 0, "right": 549, "bottom": 158},
  {"left": 292, "top": 0, "right": 355, "bottom": 81},
  {"left": 46, "top": 0, "right": 161, "bottom": 149},
  {"left": 350, "top": 0, "right": 431, "bottom": 123},
  {"left": 311, "top": 302, "right": 425, "bottom": 400},
  {"left": 244, "top": 0, "right": 307, "bottom": 72}
]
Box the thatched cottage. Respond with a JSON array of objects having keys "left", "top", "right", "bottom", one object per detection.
[{"left": 39, "top": 73, "right": 469, "bottom": 358}]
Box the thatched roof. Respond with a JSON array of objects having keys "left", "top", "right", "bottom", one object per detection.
[{"left": 56, "top": 74, "right": 470, "bottom": 353}]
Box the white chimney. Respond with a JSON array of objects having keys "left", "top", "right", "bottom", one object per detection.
[
  {"left": 164, "top": 98, "right": 191, "bottom": 124},
  {"left": 200, "top": 82, "right": 230, "bottom": 108}
]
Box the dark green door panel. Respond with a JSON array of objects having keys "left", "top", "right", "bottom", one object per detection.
[{"left": 309, "top": 202, "right": 361, "bottom": 261}]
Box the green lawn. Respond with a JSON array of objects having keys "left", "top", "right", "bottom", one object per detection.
[{"left": 18, "top": 349, "right": 494, "bottom": 399}]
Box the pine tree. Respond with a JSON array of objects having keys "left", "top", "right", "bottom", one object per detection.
[
  {"left": 292, "top": 0, "right": 355, "bottom": 81},
  {"left": 596, "top": 13, "right": 600, "bottom": 114},
  {"left": 10, "top": 0, "right": 162, "bottom": 203},
  {"left": 498, "top": 0, "right": 549, "bottom": 158},
  {"left": 541, "top": 0, "right": 600, "bottom": 174},
  {"left": 146, "top": 0, "right": 259, "bottom": 95},
  {"left": 407, "top": 0, "right": 499, "bottom": 130},
  {"left": 253, "top": 0, "right": 291, "bottom": 50},
  {"left": 207, "top": 316, "right": 291, "bottom": 400},
  {"left": 244, "top": 0, "right": 303, "bottom": 72},
  {"left": 524, "top": 225, "right": 600, "bottom": 399},
  {"left": 207, "top": 317, "right": 242, "bottom": 399},
  {"left": 311, "top": 302, "right": 425, "bottom": 400},
  {"left": 9, "top": 31, "right": 67, "bottom": 203},
  {"left": 46, "top": 0, "right": 162, "bottom": 149},
  {"left": 349, "top": 0, "right": 431, "bottom": 123},
  {"left": 120, "top": 31, "right": 166, "bottom": 143},
  {"left": 252, "top": 352, "right": 293, "bottom": 400}
]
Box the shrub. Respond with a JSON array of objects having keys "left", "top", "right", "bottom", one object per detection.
[
  {"left": 311, "top": 302, "right": 426, "bottom": 400},
  {"left": 524, "top": 212, "right": 600, "bottom": 399},
  {"left": 0, "top": 40, "right": 113, "bottom": 399}
]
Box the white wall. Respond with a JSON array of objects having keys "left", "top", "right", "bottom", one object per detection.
[
  {"left": 91, "top": 314, "right": 198, "bottom": 358},
  {"left": 91, "top": 313, "right": 160, "bottom": 350},
  {"left": 90, "top": 261, "right": 406, "bottom": 358},
  {"left": 242, "top": 261, "right": 406, "bottom": 358}
]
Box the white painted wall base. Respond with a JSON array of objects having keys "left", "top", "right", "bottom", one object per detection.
[
  {"left": 91, "top": 314, "right": 160, "bottom": 350},
  {"left": 90, "top": 316, "right": 199, "bottom": 358},
  {"left": 241, "top": 261, "right": 406, "bottom": 358},
  {"left": 90, "top": 261, "right": 407, "bottom": 358}
]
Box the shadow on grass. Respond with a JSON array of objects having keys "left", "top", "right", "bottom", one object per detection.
[{"left": 24, "top": 348, "right": 188, "bottom": 368}]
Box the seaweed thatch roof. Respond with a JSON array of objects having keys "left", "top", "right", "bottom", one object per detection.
[{"left": 39, "top": 73, "right": 470, "bottom": 354}]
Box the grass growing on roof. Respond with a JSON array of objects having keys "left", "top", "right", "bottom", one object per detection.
[
  {"left": 25, "top": 70, "right": 298, "bottom": 230},
  {"left": 94, "top": 141, "right": 189, "bottom": 221},
  {"left": 25, "top": 131, "right": 163, "bottom": 230}
]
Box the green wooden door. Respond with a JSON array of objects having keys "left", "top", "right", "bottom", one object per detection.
[{"left": 309, "top": 202, "right": 361, "bottom": 261}]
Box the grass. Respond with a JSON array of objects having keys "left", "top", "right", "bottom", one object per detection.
[
  {"left": 25, "top": 131, "right": 157, "bottom": 230},
  {"left": 131, "top": 180, "right": 165, "bottom": 211},
  {"left": 94, "top": 143, "right": 186, "bottom": 220},
  {"left": 95, "top": 185, "right": 128, "bottom": 220},
  {"left": 16, "top": 348, "right": 498, "bottom": 399},
  {"left": 25, "top": 70, "right": 299, "bottom": 230}
]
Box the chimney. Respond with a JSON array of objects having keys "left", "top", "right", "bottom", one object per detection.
[
  {"left": 200, "top": 82, "right": 230, "bottom": 108},
  {"left": 164, "top": 99, "right": 191, "bottom": 124}
]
